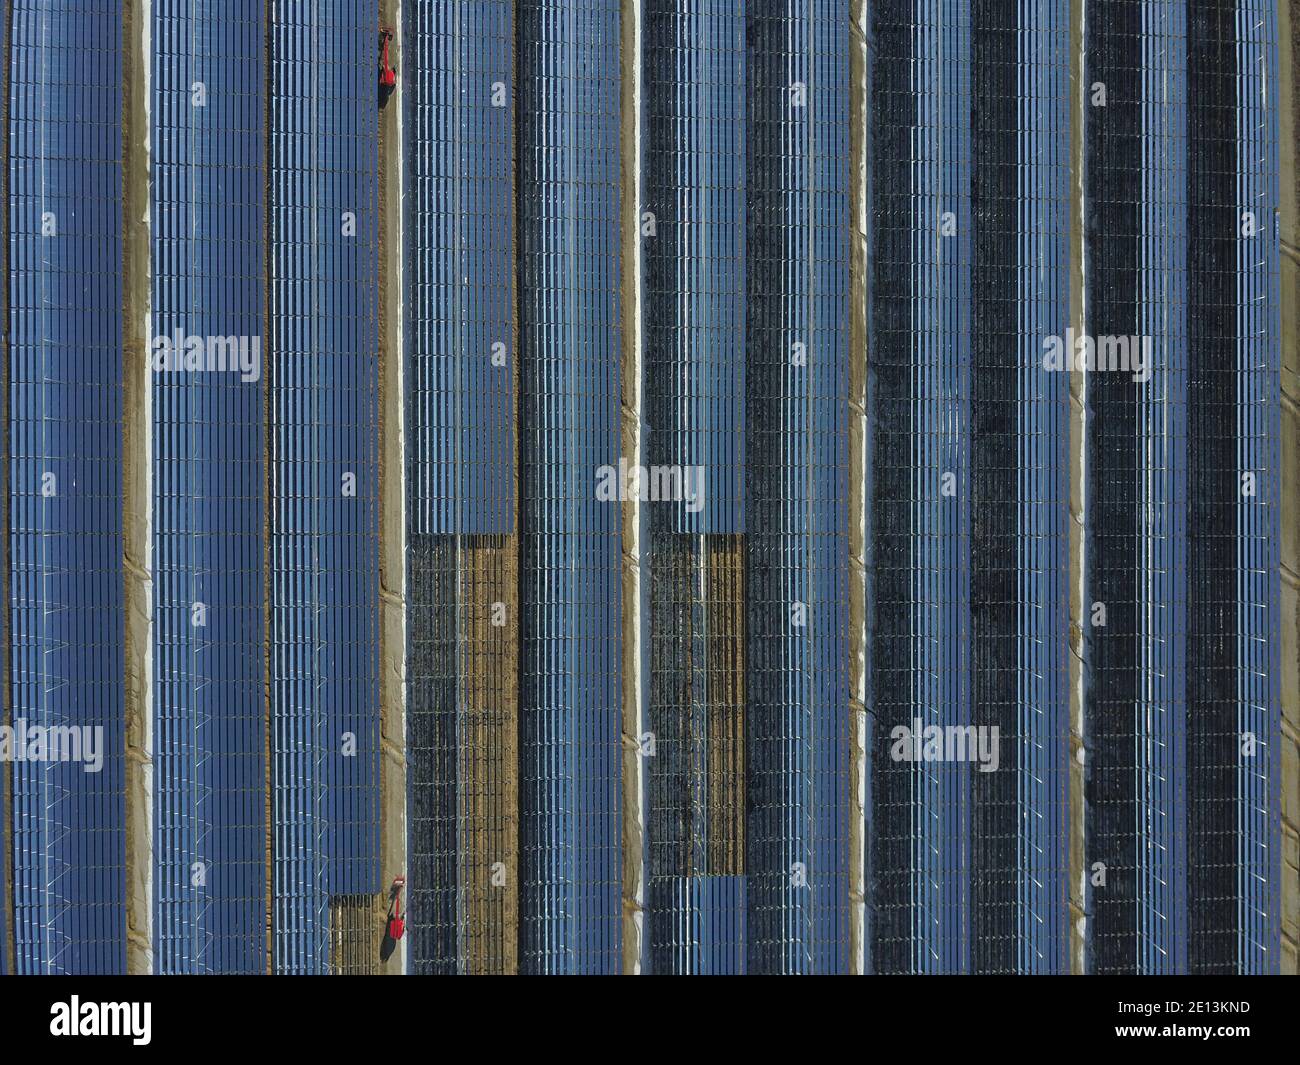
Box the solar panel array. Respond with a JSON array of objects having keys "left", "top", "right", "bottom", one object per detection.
[
  {"left": 1084, "top": 0, "right": 1281, "bottom": 975},
  {"left": 513, "top": 0, "right": 624, "bottom": 974},
  {"left": 742, "top": 1, "right": 850, "bottom": 973},
  {"left": 404, "top": 0, "right": 524, "bottom": 974},
  {"left": 865, "top": 0, "right": 1071, "bottom": 974},
  {"left": 641, "top": 0, "right": 749, "bottom": 973},
  {"left": 5, "top": 0, "right": 126, "bottom": 975},
  {"left": 0, "top": 0, "right": 1290, "bottom": 975},
  {"left": 269, "top": 0, "right": 382, "bottom": 975},
  {"left": 150, "top": 0, "right": 268, "bottom": 974}
]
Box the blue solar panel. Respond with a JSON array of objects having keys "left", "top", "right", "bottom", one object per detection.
[
  {"left": 515, "top": 0, "right": 623, "bottom": 975},
  {"left": 6, "top": 0, "right": 126, "bottom": 975},
  {"left": 406, "top": 0, "right": 514, "bottom": 538},
  {"left": 867, "top": 0, "right": 1072, "bottom": 974},
  {"left": 743, "top": 1, "right": 851, "bottom": 974},
  {"left": 151, "top": 0, "right": 267, "bottom": 975},
  {"left": 1084, "top": 0, "right": 1282, "bottom": 975},
  {"left": 403, "top": 0, "right": 525, "bottom": 975},
  {"left": 269, "top": 0, "right": 382, "bottom": 975}
]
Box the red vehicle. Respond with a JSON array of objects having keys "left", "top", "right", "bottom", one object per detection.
[
  {"left": 385, "top": 875, "right": 406, "bottom": 942},
  {"left": 380, "top": 28, "right": 397, "bottom": 88}
]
